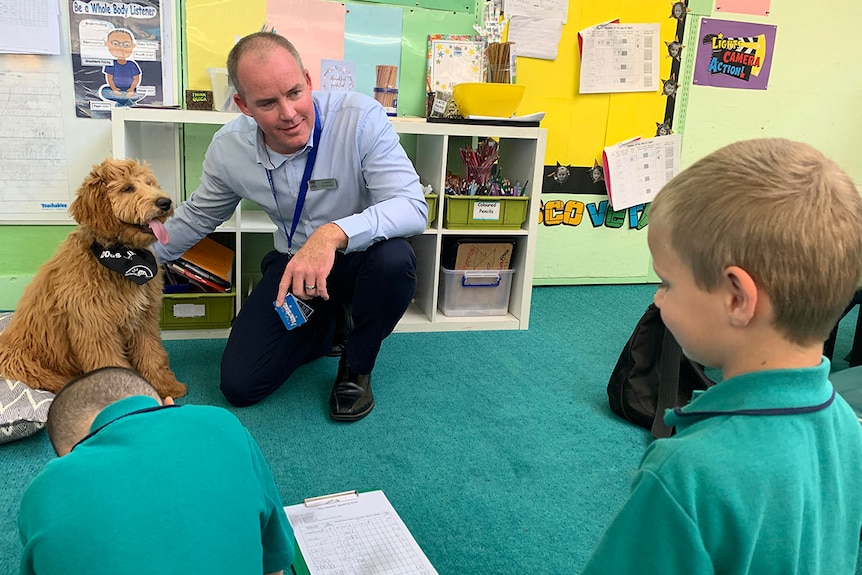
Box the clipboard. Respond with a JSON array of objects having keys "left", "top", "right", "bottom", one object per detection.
[{"left": 284, "top": 490, "right": 437, "bottom": 575}]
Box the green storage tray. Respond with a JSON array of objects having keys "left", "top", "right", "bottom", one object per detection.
[
  {"left": 425, "top": 193, "right": 438, "bottom": 227},
  {"left": 160, "top": 292, "right": 235, "bottom": 330},
  {"left": 444, "top": 194, "right": 529, "bottom": 230}
]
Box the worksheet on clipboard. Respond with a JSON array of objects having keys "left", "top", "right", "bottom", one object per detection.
[{"left": 284, "top": 490, "right": 438, "bottom": 575}]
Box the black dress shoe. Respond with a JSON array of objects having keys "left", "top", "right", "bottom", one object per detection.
[{"left": 329, "top": 355, "right": 374, "bottom": 421}]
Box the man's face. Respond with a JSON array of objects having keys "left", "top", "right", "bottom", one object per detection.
[
  {"left": 106, "top": 32, "right": 134, "bottom": 60},
  {"left": 233, "top": 47, "right": 315, "bottom": 155}
]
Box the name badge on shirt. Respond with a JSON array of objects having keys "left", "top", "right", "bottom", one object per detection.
[{"left": 308, "top": 178, "right": 338, "bottom": 191}]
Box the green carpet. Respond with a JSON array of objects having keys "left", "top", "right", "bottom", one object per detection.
[{"left": 2, "top": 285, "right": 861, "bottom": 574}]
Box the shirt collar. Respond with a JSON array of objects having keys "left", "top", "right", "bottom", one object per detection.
[
  {"left": 666, "top": 358, "right": 834, "bottom": 431},
  {"left": 90, "top": 395, "right": 160, "bottom": 432}
]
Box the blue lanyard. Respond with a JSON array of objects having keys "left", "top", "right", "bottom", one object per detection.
[{"left": 265, "top": 102, "right": 322, "bottom": 255}]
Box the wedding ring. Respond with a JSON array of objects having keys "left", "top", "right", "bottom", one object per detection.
[{"left": 305, "top": 285, "right": 316, "bottom": 291}]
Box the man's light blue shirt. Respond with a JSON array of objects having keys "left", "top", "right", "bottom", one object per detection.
[{"left": 154, "top": 90, "right": 427, "bottom": 261}]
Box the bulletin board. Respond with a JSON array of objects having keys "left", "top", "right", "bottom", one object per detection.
[
  {"left": 182, "top": 0, "right": 475, "bottom": 118},
  {"left": 0, "top": 0, "right": 179, "bottom": 224},
  {"left": 521, "top": 0, "right": 679, "bottom": 284}
]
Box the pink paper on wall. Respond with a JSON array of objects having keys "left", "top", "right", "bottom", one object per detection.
[
  {"left": 266, "top": 0, "right": 345, "bottom": 88},
  {"left": 715, "top": 0, "right": 771, "bottom": 17}
]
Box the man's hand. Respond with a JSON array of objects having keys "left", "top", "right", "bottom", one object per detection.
[{"left": 276, "top": 223, "right": 348, "bottom": 306}]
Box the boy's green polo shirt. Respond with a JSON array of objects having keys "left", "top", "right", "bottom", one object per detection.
[
  {"left": 583, "top": 360, "right": 862, "bottom": 574},
  {"left": 19, "top": 395, "right": 294, "bottom": 575}
]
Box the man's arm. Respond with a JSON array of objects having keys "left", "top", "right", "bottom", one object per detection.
[
  {"left": 153, "top": 134, "right": 244, "bottom": 262},
  {"left": 330, "top": 104, "right": 427, "bottom": 253}
]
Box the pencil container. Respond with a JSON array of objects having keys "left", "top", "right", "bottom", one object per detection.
[
  {"left": 208, "top": 67, "right": 239, "bottom": 112},
  {"left": 486, "top": 42, "right": 513, "bottom": 83},
  {"left": 373, "top": 87, "right": 398, "bottom": 116},
  {"left": 425, "top": 192, "right": 438, "bottom": 227},
  {"left": 444, "top": 194, "right": 530, "bottom": 230},
  {"left": 374, "top": 65, "right": 398, "bottom": 116}
]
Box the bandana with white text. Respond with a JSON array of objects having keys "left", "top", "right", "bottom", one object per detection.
[{"left": 90, "top": 242, "right": 158, "bottom": 285}]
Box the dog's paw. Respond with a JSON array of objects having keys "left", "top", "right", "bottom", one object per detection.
[{"left": 154, "top": 379, "right": 187, "bottom": 399}]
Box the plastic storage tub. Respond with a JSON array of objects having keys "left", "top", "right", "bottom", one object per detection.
[
  {"left": 160, "top": 292, "right": 235, "bottom": 330},
  {"left": 444, "top": 195, "right": 529, "bottom": 230},
  {"left": 425, "top": 193, "right": 438, "bottom": 227},
  {"left": 438, "top": 267, "right": 515, "bottom": 317}
]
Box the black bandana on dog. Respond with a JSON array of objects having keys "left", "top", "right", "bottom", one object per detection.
[{"left": 90, "top": 242, "right": 158, "bottom": 285}]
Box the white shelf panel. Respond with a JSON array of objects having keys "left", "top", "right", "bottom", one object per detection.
[
  {"left": 161, "top": 328, "right": 230, "bottom": 340},
  {"left": 439, "top": 227, "right": 529, "bottom": 236},
  {"left": 238, "top": 210, "right": 277, "bottom": 233},
  {"left": 114, "top": 107, "right": 240, "bottom": 125},
  {"left": 114, "top": 108, "right": 545, "bottom": 334}
]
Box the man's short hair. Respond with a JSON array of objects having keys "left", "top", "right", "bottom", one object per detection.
[
  {"left": 226, "top": 32, "right": 305, "bottom": 99},
  {"left": 47, "top": 367, "right": 160, "bottom": 456},
  {"left": 651, "top": 138, "right": 862, "bottom": 345}
]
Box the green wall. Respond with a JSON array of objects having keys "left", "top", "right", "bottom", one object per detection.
[{"left": 0, "top": 227, "right": 72, "bottom": 310}]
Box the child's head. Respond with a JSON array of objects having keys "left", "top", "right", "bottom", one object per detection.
[
  {"left": 649, "top": 138, "right": 862, "bottom": 356},
  {"left": 46, "top": 366, "right": 161, "bottom": 456}
]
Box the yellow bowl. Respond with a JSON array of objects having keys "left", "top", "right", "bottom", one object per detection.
[{"left": 452, "top": 82, "right": 526, "bottom": 118}]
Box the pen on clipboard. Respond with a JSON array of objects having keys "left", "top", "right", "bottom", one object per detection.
[{"left": 303, "top": 490, "right": 359, "bottom": 507}]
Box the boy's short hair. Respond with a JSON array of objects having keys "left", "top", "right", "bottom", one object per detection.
[
  {"left": 651, "top": 138, "right": 862, "bottom": 345},
  {"left": 47, "top": 367, "right": 160, "bottom": 456},
  {"left": 227, "top": 32, "right": 305, "bottom": 99}
]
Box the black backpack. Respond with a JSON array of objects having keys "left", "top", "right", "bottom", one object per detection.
[{"left": 607, "top": 304, "right": 716, "bottom": 438}]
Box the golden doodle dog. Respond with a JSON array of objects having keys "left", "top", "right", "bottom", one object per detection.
[{"left": 0, "top": 159, "right": 186, "bottom": 398}]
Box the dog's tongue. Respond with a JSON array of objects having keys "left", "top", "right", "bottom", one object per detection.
[{"left": 148, "top": 220, "right": 169, "bottom": 244}]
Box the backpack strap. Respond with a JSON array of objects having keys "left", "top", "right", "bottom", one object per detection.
[{"left": 651, "top": 329, "right": 682, "bottom": 438}]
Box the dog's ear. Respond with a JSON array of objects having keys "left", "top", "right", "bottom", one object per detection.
[{"left": 69, "top": 159, "right": 124, "bottom": 238}]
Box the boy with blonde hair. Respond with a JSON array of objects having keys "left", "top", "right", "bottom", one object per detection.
[{"left": 582, "top": 138, "right": 862, "bottom": 574}]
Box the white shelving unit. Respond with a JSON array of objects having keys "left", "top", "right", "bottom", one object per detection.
[{"left": 111, "top": 107, "right": 546, "bottom": 338}]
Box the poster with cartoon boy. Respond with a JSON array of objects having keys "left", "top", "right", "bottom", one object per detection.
[
  {"left": 100, "top": 28, "right": 144, "bottom": 106},
  {"left": 70, "top": 0, "right": 166, "bottom": 119}
]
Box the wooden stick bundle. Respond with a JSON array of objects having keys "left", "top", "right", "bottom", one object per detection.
[
  {"left": 375, "top": 65, "right": 398, "bottom": 88},
  {"left": 486, "top": 42, "right": 512, "bottom": 83},
  {"left": 374, "top": 65, "right": 399, "bottom": 111}
]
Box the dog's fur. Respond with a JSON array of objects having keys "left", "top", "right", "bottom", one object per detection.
[{"left": 0, "top": 159, "right": 186, "bottom": 398}]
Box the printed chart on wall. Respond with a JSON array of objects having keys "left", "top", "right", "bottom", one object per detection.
[
  {"left": 0, "top": 68, "right": 74, "bottom": 222},
  {"left": 68, "top": 0, "right": 176, "bottom": 118}
]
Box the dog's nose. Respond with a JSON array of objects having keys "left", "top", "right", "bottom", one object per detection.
[{"left": 156, "top": 197, "right": 172, "bottom": 211}]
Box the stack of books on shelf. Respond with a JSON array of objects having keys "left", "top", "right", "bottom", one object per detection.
[{"left": 163, "top": 236, "right": 234, "bottom": 293}]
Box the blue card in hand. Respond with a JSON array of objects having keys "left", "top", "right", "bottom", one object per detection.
[{"left": 273, "top": 294, "right": 314, "bottom": 330}]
